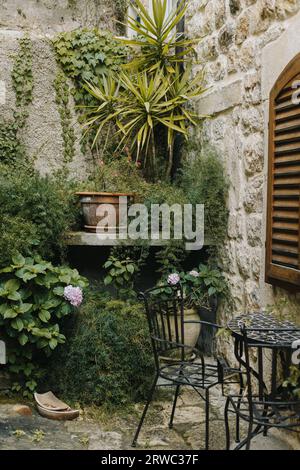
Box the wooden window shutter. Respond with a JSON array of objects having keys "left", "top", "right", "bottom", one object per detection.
[{"left": 266, "top": 53, "right": 300, "bottom": 288}]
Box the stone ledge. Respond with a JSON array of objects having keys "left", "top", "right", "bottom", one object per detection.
[{"left": 196, "top": 78, "right": 243, "bottom": 115}]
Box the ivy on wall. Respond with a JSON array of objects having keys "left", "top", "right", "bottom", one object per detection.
[
  {"left": 52, "top": 29, "right": 128, "bottom": 105},
  {"left": 54, "top": 72, "right": 76, "bottom": 168},
  {"left": 0, "top": 35, "right": 34, "bottom": 168},
  {"left": 52, "top": 28, "right": 128, "bottom": 155}
]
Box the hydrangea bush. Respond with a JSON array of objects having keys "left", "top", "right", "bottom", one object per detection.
[{"left": 0, "top": 253, "right": 88, "bottom": 396}]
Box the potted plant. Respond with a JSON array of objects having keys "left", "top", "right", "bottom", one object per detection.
[
  {"left": 76, "top": 191, "right": 135, "bottom": 233},
  {"left": 157, "top": 265, "right": 228, "bottom": 353}
]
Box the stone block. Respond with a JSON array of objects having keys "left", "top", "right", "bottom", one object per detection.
[
  {"left": 218, "top": 23, "right": 235, "bottom": 52},
  {"left": 13, "top": 405, "right": 33, "bottom": 417},
  {"left": 247, "top": 214, "right": 263, "bottom": 247},
  {"left": 244, "top": 175, "right": 264, "bottom": 213},
  {"left": 235, "top": 12, "right": 250, "bottom": 45},
  {"left": 196, "top": 78, "right": 243, "bottom": 116},
  {"left": 243, "top": 134, "right": 264, "bottom": 176}
]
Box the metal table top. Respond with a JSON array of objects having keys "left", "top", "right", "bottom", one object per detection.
[{"left": 227, "top": 312, "right": 300, "bottom": 347}]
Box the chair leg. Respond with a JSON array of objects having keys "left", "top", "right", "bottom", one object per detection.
[
  {"left": 224, "top": 396, "right": 231, "bottom": 450},
  {"left": 245, "top": 421, "right": 253, "bottom": 451},
  {"left": 169, "top": 385, "right": 180, "bottom": 429},
  {"left": 235, "top": 397, "right": 242, "bottom": 443},
  {"left": 205, "top": 389, "right": 210, "bottom": 451},
  {"left": 132, "top": 375, "right": 158, "bottom": 447}
]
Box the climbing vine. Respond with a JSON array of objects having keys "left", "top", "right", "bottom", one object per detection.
[
  {"left": 11, "top": 35, "right": 34, "bottom": 128},
  {"left": 0, "top": 35, "right": 33, "bottom": 168},
  {"left": 52, "top": 29, "right": 128, "bottom": 105},
  {"left": 54, "top": 72, "right": 76, "bottom": 168},
  {"left": 52, "top": 28, "right": 129, "bottom": 154}
]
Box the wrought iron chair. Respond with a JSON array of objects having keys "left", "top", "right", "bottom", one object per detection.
[
  {"left": 132, "top": 284, "right": 226, "bottom": 450},
  {"left": 225, "top": 324, "right": 300, "bottom": 450}
]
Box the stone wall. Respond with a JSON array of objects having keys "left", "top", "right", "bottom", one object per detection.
[
  {"left": 186, "top": 0, "right": 300, "bottom": 321},
  {"left": 0, "top": 0, "right": 117, "bottom": 177}
]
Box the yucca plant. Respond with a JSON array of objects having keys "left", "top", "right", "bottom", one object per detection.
[
  {"left": 120, "top": 0, "right": 196, "bottom": 72},
  {"left": 82, "top": 74, "right": 122, "bottom": 148},
  {"left": 81, "top": 0, "right": 206, "bottom": 179}
]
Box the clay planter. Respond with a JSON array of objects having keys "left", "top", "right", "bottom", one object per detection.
[
  {"left": 160, "top": 307, "right": 201, "bottom": 360},
  {"left": 76, "top": 192, "right": 135, "bottom": 233}
]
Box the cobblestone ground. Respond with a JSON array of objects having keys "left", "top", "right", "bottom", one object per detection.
[{"left": 0, "top": 384, "right": 295, "bottom": 451}]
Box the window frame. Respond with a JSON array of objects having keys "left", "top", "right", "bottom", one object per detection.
[{"left": 265, "top": 52, "right": 300, "bottom": 290}]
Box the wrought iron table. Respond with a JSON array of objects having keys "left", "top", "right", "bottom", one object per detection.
[{"left": 226, "top": 312, "right": 300, "bottom": 449}]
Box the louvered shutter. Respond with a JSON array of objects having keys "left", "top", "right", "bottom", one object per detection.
[{"left": 266, "top": 54, "right": 300, "bottom": 288}]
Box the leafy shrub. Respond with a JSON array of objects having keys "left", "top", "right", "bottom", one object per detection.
[
  {"left": 180, "top": 144, "right": 229, "bottom": 248},
  {"left": 0, "top": 165, "right": 79, "bottom": 265},
  {"left": 104, "top": 246, "right": 149, "bottom": 299},
  {"left": 0, "top": 253, "right": 88, "bottom": 395},
  {"left": 47, "top": 289, "right": 154, "bottom": 406}
]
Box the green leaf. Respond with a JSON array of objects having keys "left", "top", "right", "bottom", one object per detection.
[
  {"left": 12, "top": 253, "right": 25, "bottom": 268},
  {"left": 49, "top": 338, "right": 58, "bottom": 350},
  {"left": 53, "top": 286, "right": 64, "bottom": 296},
  {"left": 5, "top": 279, "right": 20, "bottom": 293},
  {"left": 38, "top": 310, "right": 51, "bottom": 323},
  {"left": 11, "top": 318, "right": 24, "bottom": 331},
  {"left": 18, "top": 303, "right": 33, "bottom": 314},
  {"left": 4, "top": 308, "right": 18, "bottom": 319},
  {"left": 18, "top": 333, "right": 28, "bottom": 346},
  {"left": 7, "top": 291, "right": 22, "bottom": 301},
  {"left": 127, "top": 264, "right": 135, "bottom": 274},
  {"left": 104, "top": 275, "right": 112, "bottom": 286}
]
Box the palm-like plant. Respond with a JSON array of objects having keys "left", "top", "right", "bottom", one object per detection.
[
  {"left": 82, "top": 74, "right": 122, "bottom": 148},
  {"left": 81, "top": 0, "right": 207, "bottom": 179},
  {"left": 121, "top": 0, "right": 196, "bottom": 72}
]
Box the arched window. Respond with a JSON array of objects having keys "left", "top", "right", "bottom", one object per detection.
[{"left": 266, "top": 53, "right": 300, "bottom": 288}]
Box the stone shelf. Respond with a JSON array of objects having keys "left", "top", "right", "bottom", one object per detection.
[{"left": 66, "top": 232, "right": 210, "bottom": 248}]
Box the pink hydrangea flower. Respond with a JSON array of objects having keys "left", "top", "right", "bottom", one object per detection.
[
  {"left": 64, "top": 285, "right": 83, "bottom": 307},
  {"left": 189, "top": 270, "right": 199, "bottom": 277},
  {"left": 167, "top": 273, "right": 180, "bottom": 286}
]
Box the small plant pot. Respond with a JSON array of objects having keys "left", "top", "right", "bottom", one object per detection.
[
  {"left": 76, "top": 192, "right": 135, "bottom": 233},
  {"left": 160, "top": 307, "right": 201, "bottom": 361}
]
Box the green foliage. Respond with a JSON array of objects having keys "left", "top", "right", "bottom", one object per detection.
[
  {"left": 0, "top": 121, "right": 25, "bottom": 167},
  {"left": 156, "top": 264, "right": 228, "bottom": 309},
  {"left": 54, "top": 72, "right": 76, "bottom": 168},
  {"left": 283, "top": 366, "right": 300, "bottom": 399},
  {"left": 155, "top": 242, "right": 187, "bottom": 277},
  {"left": 52, "top": 28, "right": 129, "bottom": 155},
  {"left": 104, "top": 246, "right": 149, "bottom": 298},
  {"left": 82, "top": 1, "right": 205, "bottom": 179},
  {"left": 0, "top": 165, "right": 79, "bottom": 265},
  {"left": 180, "top": 144, "right": 229, "bottom": 249},
  {"left": 83, "top": 66, "right": 205, "bottom": 179},
  {"left": 52, "top": 29, "right": 128, "bottom": 104},
  {"left": 0, "top": 35, "right": 33, "bottom": 168},
  {"left": 123, "top": 0, "right": 195, "bottom": 72},
  {"left": 0, "top": 253, "right": 88, "bottom": 396},
  {"left": 11, "top": 35, "right": 34, "bottom": 127},
  {"left": 46, "top": 288, "right": 154, "bottom": 406}
]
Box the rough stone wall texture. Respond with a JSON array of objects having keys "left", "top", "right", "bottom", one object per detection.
[
  {"left": 0, "top": 0, "right": 117, "bottom": 177},
  {"left": 186, "top": 0, "right": 300, "bottom": 322}
]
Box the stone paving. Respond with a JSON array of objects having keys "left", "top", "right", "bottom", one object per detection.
[{"left": 0, "top": 385, "right": 296, "bottom": 451}]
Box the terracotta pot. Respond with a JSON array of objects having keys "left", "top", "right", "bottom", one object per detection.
[{"left": 76, "top": 192, "right": 135, "bottom": 233}]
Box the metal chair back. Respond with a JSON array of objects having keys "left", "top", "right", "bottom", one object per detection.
[{"left": 139, "top": 284, "right": 185, "bottom": 370}]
